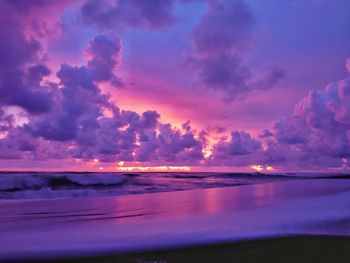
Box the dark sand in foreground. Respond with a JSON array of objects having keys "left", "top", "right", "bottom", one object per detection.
[{"left": 24, "top": 235, "right": 350, "bottom": 263}]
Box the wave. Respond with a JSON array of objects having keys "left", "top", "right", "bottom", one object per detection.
[
  {"left": 0, "top": 171, "right": 301, "bottom": 200},
  {"left": 0, "top": 173, "right": 128, "bottom": 192}
]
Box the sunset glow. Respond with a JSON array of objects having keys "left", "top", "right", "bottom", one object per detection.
[
  {"left": 0, "top": 0, "right": 349, "bottom": 172},
  {"left": 116, "top": 166, "right": 191, "bottom": 172},
  {"left": 250, "top": 165, "right": 275, "bottom": 172}
]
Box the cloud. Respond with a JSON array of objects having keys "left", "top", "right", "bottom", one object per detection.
[
  {"left": 209, "top": 58, "right": 350, "bottom": 169},
  {"left": 154, "top": 123, "right": 203, "bottom": 163},
  {"left": 25, "top": 34, "right": 123, "bottom": 140},
  {"left": 86, "top": 34, "right": 123, "bottom": 86},
  {"left": 0, "top": 2, "right": 218, "bottom": 166},
  {"left": 0, "top": 128, "right": 37, "bottom": 159},
  {"left": 0, "top": 29, "right": 204, "bottom": 165},
  {"left": 249, "top": 67, "right": 286, "bottom": 92},
  {"left": 187, "top": 54, "right": 251, "bottom": 101},
  {"left": 287, "top": 75, "right": 350, "bottom": 160},
  {"left": 192, "top": 0, "right": 254, "bottom": 55},
  {"left": 209, "top": 130, "right": 262, "bottom": 166},
  {"left": 132, "top": 120, "right": 204, "bottom": 165},
  {"left": 273, "top": 117, "right": 310, "bottom": 145},
  {"left": 5, "top": 0, "right": 76, "bottom": 39},
  {"left": 0, "top": 109, "right": 13, "bottom": 133},
  {"left": 80, "top": 0, "right": 180, "bottom": 31},
  {"left": 26, "top": 33, "right": 123, "bottom": 142},
  {"left": 0, "top": 1, "right": 54, "bottom": 114},
  {"left": 270, "top": 68, "right": 350, "bottom": 166},
  {"left": 188, "top": 0, "right": 285, "bottom": 101},
  {"left": 259, "top": 129, "right": 273, "bottom": 138},
  {"left": 81, "top": 0, "right": 284, "bottom": 101}
]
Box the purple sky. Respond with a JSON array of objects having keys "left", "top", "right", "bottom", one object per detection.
[{"left": 0, "top": 0, "right": 350, "bottom": 172}]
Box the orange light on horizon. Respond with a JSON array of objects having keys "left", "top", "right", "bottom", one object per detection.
[
  {"left": 116, "top": 166, "right": 191, "bottom": 172},
  {"left": 251, "top": 165, "right": 264, "bottom": 172},
  {"left": 266, "top": 166, "right": 274, "bottom": 171},
  {"left": 250, "top": 165, "right": 275, "bottom": 172}
]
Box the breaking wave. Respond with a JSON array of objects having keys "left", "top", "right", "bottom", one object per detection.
[
  {"left": 0, "top": 172, "right": 128, "bottom": 192},
  {"left": 0, "top": 172, "right": 301, "bottom": 200}
]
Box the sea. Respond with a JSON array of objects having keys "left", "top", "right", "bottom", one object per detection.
[{"left": 0, "top": 171, "right": 302, "bottom": 200}]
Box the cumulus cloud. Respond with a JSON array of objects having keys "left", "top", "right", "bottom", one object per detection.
[
  {"left": 154, "top": 123, "right": 203, "bottom": 163},
  {"left": 188, "top": 0, "right": 285, "bottom": 101},
  {"left": 209, "top": 59, "right": 350, "bottom": 169},
  {"left": 0, "top": 14, "right": 204, "bottom": 165},
  {"left": 279, "top": 80, "right": 350, "bottom": 166},
  {"left": 25, "top": 34, "right": 121, "bottom": 142},
  {"left": 288, "top": 75, "right": 350, "bottom": 160},
  {"left": 25, "top": 34, "right": 123, "bottom": 142},
  {"left": 209, "top": 130, "right": 262, "bottom": 166}
]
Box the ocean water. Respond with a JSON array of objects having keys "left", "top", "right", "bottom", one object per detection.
[
  {"left": 0, "top": 171, "right": 297, "bottom": 199},
  {"left": 1, "top": 178, "right": 350, "bottom": 261}
]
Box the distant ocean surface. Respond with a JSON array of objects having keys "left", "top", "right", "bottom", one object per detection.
[{"left": 0, "top": 172, "right": 303, "bottom": 200}]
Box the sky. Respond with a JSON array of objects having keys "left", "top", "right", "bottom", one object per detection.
[{"left": 0, "top": 0, "right": 350, "bottom": 172}]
